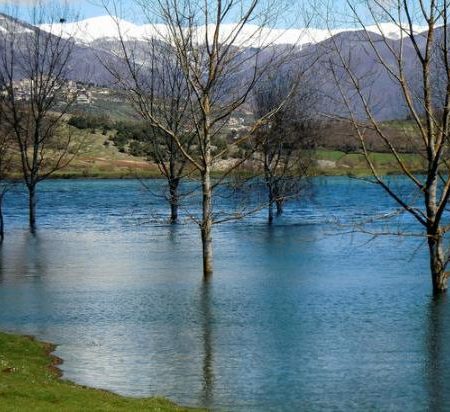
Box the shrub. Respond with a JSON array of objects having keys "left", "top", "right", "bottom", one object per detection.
[{"left": 68, "top": 114, "right": 113, "bottom": 131}]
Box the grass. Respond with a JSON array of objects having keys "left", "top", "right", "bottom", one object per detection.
[
  {"left": 20, "top": 147, "right": 425, "bottom": 179},
  {"left": 314, "top": 149, "right": 425, "bottom": 176},
  {"left": 55, "top": 123, "right": 428, "bottom": 179},
  {"left": 0, "top": 332, "right": 202, "bottom": 412},
  {"left": 382, "top": 119, "right": 419, "bottom": 133},
  {"left": 65, "top": 132, "right": 428, "bottom": 179},
  {"left": 6, "top": 122, "right": 428, "bottom": 179}
]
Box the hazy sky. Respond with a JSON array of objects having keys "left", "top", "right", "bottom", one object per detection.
[
  {"left": 0, "top": 0, "right": 346, "bottom": 26},
  {"left": 0, "top": 0, "right": 115, "bottom": 20},
  {"left": 0, "top": 0, "right": 429, "bottom": 28},
  {"left": 74, "top": 1, "right": 106, "bottom": 19}
]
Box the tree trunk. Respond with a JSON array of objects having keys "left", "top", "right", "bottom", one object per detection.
[
  {"left": 276, "top": 199, "right": 283, "bottom": 216},
  {"left": 201, "top": 169, "right": 213, "bottom": 280},
  {"left": 0, "top": 197, "right": 4, "bottom": 244},
  {"left": 426, "top": 171, "right": 447, "bottom": 294},
  {"left": 169, "top": 178, "right": 179, "bottom": 224},
  {"left": 268, "top": 190, "right": 274, "bottom": 225},
  {"left": 268, "top": 201, "right": 274, "bottom": 225},
  {"left": 28, "top": 184, "right": 37, "bottom": 234},
  {"left": 428, "top": 234, "right": 448, "bottom": 294}
]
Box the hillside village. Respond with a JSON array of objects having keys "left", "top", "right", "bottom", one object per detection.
[{"left": 6, "top": 78, "right": 114, "bottom": 105}]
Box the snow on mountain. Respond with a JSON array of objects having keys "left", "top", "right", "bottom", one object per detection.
[
  {"left": 40, "top": 16, "right": 171, "bottom": 45},
  {"left": 40, "top": 15, "right": 428, "bottom": 47},
  {"left": 0, "top": 13, "right": 33, "bottom": 34},
  {"left": 364, "top": 22, "right": 428, "bottom": 40}
]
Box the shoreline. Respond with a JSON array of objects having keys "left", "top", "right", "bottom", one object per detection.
[
  {"left": 5, "top": 166, "right": 428, "bottom": 181},
  {"left": 5, "top": 147, "right": 427, "bottom": 180},
  {"left": 0, "top": 331, "right": 202, "bottom": 411}
]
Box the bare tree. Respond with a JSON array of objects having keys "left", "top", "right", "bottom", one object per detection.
[
  {"left": 0, "top": 4, "right": 79, "bottom": 233},
  {"left": 104, "top": 0, "right": 304, "bottom": 279},
  {"left": 253, "top": 73, "right": 317, "bottom": 224},
  {"left": 146, "top": 126, "right": 195, "bottom": 224},
  {"left": 322, "top": 0, "right": 450, "bottom": 294},
  {"left": 103, "top": 32, "right": 195, "bottom": 224},
  {"left": 144, "top": 42, "right": 194, "bottom": 224},
  {"left": 0, "top": 124, "right": 13, "bottom": 243}
]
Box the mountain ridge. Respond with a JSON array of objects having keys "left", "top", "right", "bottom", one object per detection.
[
  {"left": 39, "top": 15, "right": 429, "bottom": 48},
  {"left": 0, "top": 12, "right": 437, "bottom": 121}
]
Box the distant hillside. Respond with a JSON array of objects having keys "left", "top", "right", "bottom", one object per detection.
[
  {"left": 0, "top": 12, "right": 440, "bottom": 120},
  {"left": 0, "top": 12, "right": 124, "bottom": 86}
]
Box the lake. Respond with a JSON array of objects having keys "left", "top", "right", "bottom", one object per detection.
[{"left": 1, "top": 177, "right": 449, "bottom": 411}]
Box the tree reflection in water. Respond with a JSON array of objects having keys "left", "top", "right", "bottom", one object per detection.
[
  {"left": 426, "top": 294, "right": 450, "bottom": 410},
  {"left": 200, "top": 281, "right": 214, "bottom": 407}
]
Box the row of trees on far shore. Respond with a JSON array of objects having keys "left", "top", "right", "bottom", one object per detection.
[{"left": 1, "top": 0, "right": 450, "bottom": 295}]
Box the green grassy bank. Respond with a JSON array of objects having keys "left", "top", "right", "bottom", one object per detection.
[
  {"left": 313, "top": 149, "right": 425, "bottom": 176},
  {"left": 6, "top": 124, "right": 427, "bottom": 179},
  {"left": 0, "top": 332, "right": 201, "bottom": 412},
  {"left": 8, "top": 149, "right": 423, "bottom": 180}
]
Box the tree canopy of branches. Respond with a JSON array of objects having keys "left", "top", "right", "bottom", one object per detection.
[
  {"left": 323, "top": 0, "right": 450, "bottom": 294},
  {"left": 104, "top": 35, "right": 195, "bottom": 224},
  {"left": 0, "top": 4, "right": 79, "bottom": 233},
  {"left": 104, "top": 0, "right": 305, "bottom": 279},
  {"left": 253, "top": 73, "right": 318, "bottom": 224}
]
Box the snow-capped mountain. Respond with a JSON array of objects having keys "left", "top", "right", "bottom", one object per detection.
[
  {"left": 0, "top": 12, "right": 438, "bottom": 120},
  {"left": 0, "top": 13, "right": 123, "bottom": 85},
  {"left": 40, "top": 15, "right": 428, "bottom": 47}
]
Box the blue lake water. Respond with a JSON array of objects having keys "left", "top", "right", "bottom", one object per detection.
[{"left": 1, "top": 177, "right": 449, "bottom": 411}]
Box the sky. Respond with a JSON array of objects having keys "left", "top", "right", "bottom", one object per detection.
[
  {"left": 75, "top": 1, "right": 140, "bottom": 21},
  {"left": 0, "top": 0, "right": 430, "bottom": 28},
  {"left": 0, "top": 0, "right": 349, "bottom": 27},
  {"left": 0, "top": 0, "right": 136, "bottom": 22},
  {"left": 72, "top": 1, "right": 107, "bottom": 19}
]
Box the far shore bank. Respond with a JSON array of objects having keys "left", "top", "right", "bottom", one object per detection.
[
  {"left": 5, "top": 165, "right": 427, "bottom": 181},
  {"left": 4, "top": 147, "right": 427, "bottom": 181}
]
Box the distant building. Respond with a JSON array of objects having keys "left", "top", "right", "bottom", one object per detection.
[
  {"left": 4, "top": 79, "right": 98, "bottom": 104},
  {"left": 97, "top": 88, "right": 111, "bottom": 95},
  {"left": 228, "top": 116, "right": 246, "bottom": 127},
  {"left": 76, "top": 90, "right": 93, "bottom": 104}
]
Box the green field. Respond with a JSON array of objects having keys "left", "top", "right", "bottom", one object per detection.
[
  {"left": 44, "top": 146, "right": 426, "bottom": 179},
  {"left": 66, "top": 122, "right": 426, "bottom": 178},
  {"left": 7, "top": 119, "right": 427, "bottom": 179},
  {"left": 313, "top": 149, "right": 425, "bottom": 176},
  {"left": 0, "top": 332, "right": 201, "bottom": 412},
  {"left": 8, "top": 127, "right": 163, "bottom": 180}
]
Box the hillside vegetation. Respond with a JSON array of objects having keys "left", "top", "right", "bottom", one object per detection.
[
  {"left": 54, "top": 114, "right": 426, "bottom": 178},
  {"left": 5, "top": 107, "right": 425, "bottom": 179}
]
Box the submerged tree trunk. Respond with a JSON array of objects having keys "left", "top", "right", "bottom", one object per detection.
[
  {"left": 268, "top": 199, "right": 274, "bottom": 225},
  {"left": 267, "top": 185, "right": 274, "bottom": 225},
  {"left": 169, "top": 177, "right": 180, "bottom": 224},
  {"left": 0, "top": 197, "right": 3, "bottom": 244},
  {"left": 267, "top": 179, "right": 274, "bottom": 224},
  {"left": 201, "top": 168, "right": 213, "bottom": 280},
  {"left": 276, "top": 198, "right": 283, "bottom": 216},
  {"left": 426, "top": 173, "right": 448, "bottom": 294},
  {"left": 428, "top": 234, "right": 448, "bottom": 294},
  {"left": 28, "top": 184, "right": 37, "bottom": 234}
]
